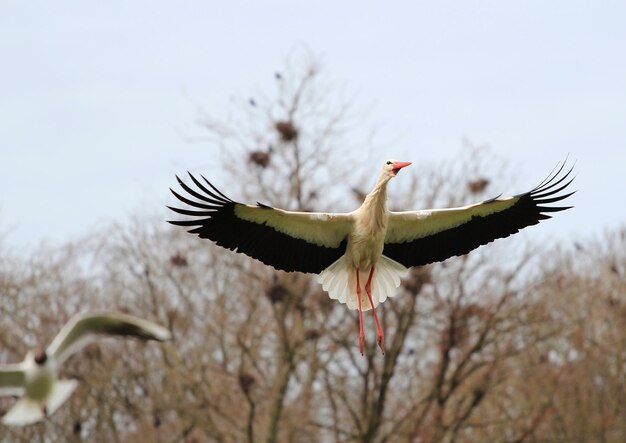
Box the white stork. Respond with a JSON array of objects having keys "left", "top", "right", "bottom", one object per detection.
[
  {"left": 168, "top": 160, "right": 574, "bottom": 355},
  {"left": 0, "top": 312, "right": 171, "bottom": 426}
]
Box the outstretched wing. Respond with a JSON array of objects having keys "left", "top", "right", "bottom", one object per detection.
[
  {"left": 167, "top": 173, "right": 353, "bottom": 274},
  {"left": 383, "top": 162, "right": 575, "bottom": 267},
  {"left": 0, "top": 363, "right": 26, "bottom": 396},
  {"left": 47, "top": 312, "right": 171, "bottom": 366}
]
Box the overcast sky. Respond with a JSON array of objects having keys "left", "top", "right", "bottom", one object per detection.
[{"left": 1, "top": 1, "right": 625, "bottom": 252}]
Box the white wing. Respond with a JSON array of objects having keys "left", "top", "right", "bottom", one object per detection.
[
  {"left": 47, "top": 311, "right": 171, "bottom": 366},
  {"left": 45, "top": 379, "right": 79, "bottom": 415},
  {"left": 0, "top": 363, "right": 26, "bottom": 397}
]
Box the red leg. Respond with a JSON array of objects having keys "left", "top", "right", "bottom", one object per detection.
[
  {"left": 365, "top": 266, "right": 385, "bottom": 354},
  {"left": 356, "top": 268, "right": 365, "bottom": 355}
]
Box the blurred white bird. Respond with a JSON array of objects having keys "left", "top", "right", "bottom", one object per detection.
[{"left": 0, "top": 311, "right": 171, "bottom": 426}]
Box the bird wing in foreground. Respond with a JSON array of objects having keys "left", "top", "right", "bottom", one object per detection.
[
  {"left": 383, "top": 162, "right": 575, "bottom": 267},
  {"left": 0, "top": 363, "right": 26, "bottom": 396},
  {"left": 46, "top": 312, "right": 172, "bottom": 366},
  {"left": 168, "top": 173, "right": 354, "bottom": 273}
]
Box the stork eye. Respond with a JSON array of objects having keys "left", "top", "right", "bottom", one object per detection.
[{"left": 386, "top": 161, "right": 392, "bottom": 165}]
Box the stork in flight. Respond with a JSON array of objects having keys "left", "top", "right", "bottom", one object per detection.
[{"left": 168, "top": 160, "right": 574, "bottom": 355}]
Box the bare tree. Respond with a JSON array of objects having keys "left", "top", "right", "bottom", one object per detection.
[{"left": 2, "top": 56, "right": 624, "bottom": 443}]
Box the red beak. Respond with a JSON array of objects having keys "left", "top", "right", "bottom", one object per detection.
[{"left": 392, "top": 161, "right": 412, "bottom": 170}]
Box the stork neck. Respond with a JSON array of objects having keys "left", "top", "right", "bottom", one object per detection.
[
  {"left": 364, "top": 176, "right": 389, "bottom": 206},
  {"left": 360, "top": 174, "right": 390, "bottom": 229}
]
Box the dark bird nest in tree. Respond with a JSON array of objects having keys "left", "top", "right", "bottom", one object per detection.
[
  {"left": 304, "top": 328, "right": 321, "bottom": 341},
  {"left": 169, "top": 252, "right": 188, "bottom": 267},
  {"left": 467, "top": 178, "right": 490, "bottom": 194},
  {"left": 265, "top": 283, "right": 289, "bottom": 304},
  {"left": 238, "top": 373, "right": 256, "bottom": 395},
  {"left": 274, "top": 120, "right": 298, "bottom": 142},
  {"left": 248, "top": 150, "right": 271, "bottom": 168}
]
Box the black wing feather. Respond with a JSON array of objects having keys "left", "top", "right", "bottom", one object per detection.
[
  {"left": 383, "top": 164, "right": 575, "bottom": 267},
  {"left": 168, "top": 174, "right": 346, "bottom": 274}
]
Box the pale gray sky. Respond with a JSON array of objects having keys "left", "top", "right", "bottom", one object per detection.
[{"left": 1, "top": 1, "right": 625, "bottom": 251}]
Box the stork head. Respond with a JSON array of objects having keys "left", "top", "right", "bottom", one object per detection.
[{"left": 382, "top": 159, "right": 412, "bottom": 178}]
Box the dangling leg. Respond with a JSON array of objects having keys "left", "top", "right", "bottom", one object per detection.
[
  {"left": 356, "top": 268, "right": 365, "bottom": 355},
  {"left": 365, "top": 266, "right": 385, "bottom": 354}
]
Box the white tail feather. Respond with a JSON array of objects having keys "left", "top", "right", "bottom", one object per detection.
[
  {"left": 1, "top": 398, "right": 45, "bottom": 426},
  {"left": 317, "top": 255, "right": 408, "bottom": 311}
]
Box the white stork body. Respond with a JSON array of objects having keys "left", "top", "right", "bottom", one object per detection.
[
  {"left": 169, "top": 159, "right": 574, "bottom": 354},
  {"left": 319, "top": 163, "right": 410, "bottom": 314},
  {"left": 348, "top": 180, "right": 389, "bottom": 270},
  {"left": 0, "top": 312, "right": 171, "bottom": 426}
]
